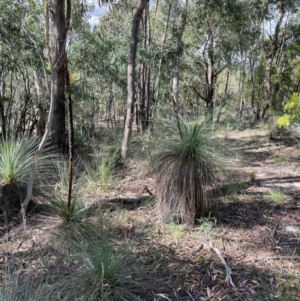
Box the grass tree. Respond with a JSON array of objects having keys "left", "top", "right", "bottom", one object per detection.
[
  {"left": 154, "top": 118, "right": 227, "bottom": 224},
  {"left": 0, "top": 137, "right": 53, "bottom": 215}
]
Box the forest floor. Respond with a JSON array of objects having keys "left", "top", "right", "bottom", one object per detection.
[{"left": 1, "top": 125, "right": 300, "bottom": 300}]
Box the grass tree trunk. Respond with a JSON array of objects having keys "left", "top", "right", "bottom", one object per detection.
[
  {"left": 121, "top": 0, "right": 149, "bottom": 159},
  {"left": 51, "top": 0, "right": 66, "bottom": 151}
]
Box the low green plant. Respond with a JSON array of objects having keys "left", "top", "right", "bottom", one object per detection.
[
  {"left": 0, "top": 137, "right": 55, "bottom": 214},
  {"left": 197, "top": 213, "right": 217, "bottom": 232},
  {"left": 274, "top": 155, "right": 288, "bottom": 164},
  {"left": 64, "top": 229, "right": 150, "bottom": 301},
  {"left": 226, "top": 181, "right": 247, "bottom": 195},
  {"left": 266, "top": 190, "right": 286, "bottom": 203},
  {"left": 247, "top": 171, "right": 256, "bottom": 182},
  {"left": 50, "top": 194, "right": 82, "bottom": 225},
  {"left": 168, "top": 222, "right": 184, "bottom": 241},
  {"left": 276, "top": 272, "right": 300, "bottom": 301},
  {"left": 0, "top": 268, "right": 59, "bottom": 301},
  {"left": 98, "top": 151, "right": 118, "bottom": 187},
  {"left": 86, "top": 149, "right": 119, "bottom": 190}
]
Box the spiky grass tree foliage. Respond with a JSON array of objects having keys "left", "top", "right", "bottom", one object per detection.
[
  {"left": 154, "top": 119, "right": 226, "bottom": 224},
  {"left": 0, "top": 137, "right": 54, "bottom": 214},
  {"left": 75, "top": 240, "right": 144, "bottom": 301}
]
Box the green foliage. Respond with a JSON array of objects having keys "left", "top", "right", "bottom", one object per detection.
[
  {"left": 0, "top": 137, "right": 56, "bottom": 214},
  {"left": 0, "top": 269, "right": 57, "bottom": 301},
  {"left": 50, "top": 194, "right": 82, "bottom": 224},
  {"left": 0, "top": 137, "right": 37, "bottom": 185},
  {"left": 278, "top": 93, "right": 300, "bottom": 128},
  {"left": 86, "top": 149, "right": 119, "bottom": 190},
  {"left": 226, "top": 181, "right": 247, "bottom": 195},
  {"left": 97, "top": 150, "right": 119, "bottom": 187},
  {"left": 59, "top": 224, "right": 150, "bottom": 301},
  {"left": 266, "top": 190, "right": 286, "bottom": 203},
  {"left": 154, "top": 117, "right": 228, "bottom": 223},
  {"left": 167, "top": 222, "right": 185, "bottom": 241},
  {"left": 277, "top": 272, "right": 300, "bottom": 301},
  {"left": 197, "top": 213, "right": 217, "bottom": 232}
]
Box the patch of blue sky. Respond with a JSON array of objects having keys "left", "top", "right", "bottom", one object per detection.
[{"left": 86, "top": 0, "right": 109, "bottom": 27}]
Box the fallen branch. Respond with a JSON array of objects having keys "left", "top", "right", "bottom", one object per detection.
[
  {"left": 242, "top": 255, "right": 300, "bottom": 263},
  {"left": 204, "top": 241, "right": 236, "bottom": 288},
  {"left": 77, "top": 195, "right": 154, "bottom": 215}
]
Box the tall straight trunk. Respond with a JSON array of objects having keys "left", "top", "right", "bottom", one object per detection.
[
  {"left": 204, "top": 21, "right": 214, "bottom": 122},
  {"left": 121, "top": 0, "right": 149, "bottom": 159},
  {"left": 51, "top": 0, "right": 66, "bottom": 151},
  {"left": 151, "top": 0, "right": 172, "bottom": 121},
  {"left": 264, "top": 0, "right": 285, "bottom": 102},
  {"left": 145, "top": 64, "right": 151, "bottom": 129},
  {"left": 216, "top": 70, "right": 229, "bottom": 123},
  {"left": 0, "top": 68, "right": 7, "bottom": 139},
  {"left": 237, "top": 53, "right": 246, "bottom": 119},
  {"left": 34, "top": 70, "right": 47, "bottom": 136},
  {"left": 138, "top": 1, "right": 151, "bottom": 132},
  {"left": 171, "top": 0, "right": 189, "bottom": 115}
]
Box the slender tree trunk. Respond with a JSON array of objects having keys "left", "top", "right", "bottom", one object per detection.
[
  {"left": 216, "top": 70, "right": 229, "bottom": 123},
  {"left": 151, "top": 0, "right": 172, "bottom": 124},
  {"left": 0, "top": 68, "right": 7, "bottom": 139},
  {"left": 204, "top": 20, "right": 214, "bottom": 122},
  {"left": 121, "top": 0, "right": 149, "bottom": 159},
  {"left": 34, "top": 70, "right": 47, "bottom": 136},
  {"left": 21, "top": 0, "right": 71, "bottom": 219},
  {"left": 264, "top": 0, "right": 285, "bottom": 102},
  {"left": 171, "top": 0, "right": 189, "bottom": 131},
  {"left": 237, "top": 53, "right": 246, "bottom": 119},
  {"left": 66, "top": 64, "right": 74, "bottom": 209},
  {"left": 51, "top": 0, "right": 66, "bottom": 151}
]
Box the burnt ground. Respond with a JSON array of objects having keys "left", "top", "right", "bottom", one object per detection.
[{"left": 1, "top": 127, "right": 300, "bottom": 300}]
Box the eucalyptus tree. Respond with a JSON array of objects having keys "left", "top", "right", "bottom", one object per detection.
[
  {"left": 121, "top": 0, "right": 149, "bottom": 159},
  {"left": 0, "top": 0, "right": 47, "bottom": 138},
  {"left": 186, "top": 0, "right": 254, "bottom": 121},
  {"left": 265, "top": 1, "right": 300, "bottom": 115}
]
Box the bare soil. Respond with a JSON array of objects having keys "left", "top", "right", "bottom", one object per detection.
[{"left": 1, "top": 127, "right": 300, "bottom": 300}]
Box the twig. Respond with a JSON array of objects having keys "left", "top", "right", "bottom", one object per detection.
[
  {"left": 144, "top": 185, "right": 153, "bottom": 196},
  {"left": 205, "top": 241, "right": 236, "bottom": 288},
  {"left": 272, "top": 216, "right": 282, "bottom": 240},
  {"left": 188, "top": 244, "right": 203, "bottom": 259},
  {"left": 166, "top": 282, "right": 180, "bottom": 301},
  {"left": 242, "top": 255, "right": 300, "bottom": 263},
  {"left": 77, "top": 195, "right": 153, "bottom": 214},
  {"left": 188, "top": 292, "right": 196, "bottom": 301}
]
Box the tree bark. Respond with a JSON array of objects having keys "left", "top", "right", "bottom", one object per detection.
[
  {"left": 0, "top": 67, "right": 7, "bottom": 139},
  {"left": 151, "top": 0, "right": 172, "bottom": 127},
  {"left": 172, "top": 0, "right": 189, "bottom": 109},
  {"left": 121, "top": 0, "right": 149, "bottom": 159},
  {"left": 204, "top": 20, "right": 215, "bottom": 122},
  {"left": 51, "top": 0, "right": 66, "bottom": 151},
  {"left": 264, "top": 0, "right": 285, "bottom": 102}
]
